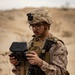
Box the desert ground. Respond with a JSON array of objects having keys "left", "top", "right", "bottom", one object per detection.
[{"left": 0, "top": 7, "right": 75, "bottom": 75}]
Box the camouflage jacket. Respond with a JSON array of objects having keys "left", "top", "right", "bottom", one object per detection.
[{"left": 12, "top": 33, "right": 68, "bottom": 75}]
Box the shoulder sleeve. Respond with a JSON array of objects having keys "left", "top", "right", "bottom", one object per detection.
[
  {"left": 52, "top": 41, "right": 68, "bottom": 69},
  {"left": 40, "top": 41, "right": 68, "bottom": 75}
]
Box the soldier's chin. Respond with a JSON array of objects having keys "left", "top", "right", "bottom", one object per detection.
[
  {"left": 35, "top": 34, "right": 40, "bottom": 36},
  {"left": 35, "top": 33, "right": 40, "bottom": 36}
]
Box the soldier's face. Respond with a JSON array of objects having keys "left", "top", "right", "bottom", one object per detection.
[{"left": 29, "top": 23, "right": 45, "bottom": 36}]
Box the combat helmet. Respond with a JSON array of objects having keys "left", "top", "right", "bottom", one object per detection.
[{"left": 27, "top": 8, "right": 52, "bottom": 26}]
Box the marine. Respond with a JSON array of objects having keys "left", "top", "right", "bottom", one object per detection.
[{"left": 9, "top": 8, "right": 69, "bottom": 75}]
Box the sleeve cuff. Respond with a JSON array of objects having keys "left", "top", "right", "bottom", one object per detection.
[{"left": 40, "top": 60, "right": 49, "bottom": 71}]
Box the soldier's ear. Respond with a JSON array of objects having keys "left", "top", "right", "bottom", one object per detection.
[{"left": 44, "top": 25, "right": 49, "bottom": 30}]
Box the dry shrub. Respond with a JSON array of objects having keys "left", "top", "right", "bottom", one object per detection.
[
  {"left": 62, "top": 31, "right": 72, "bottom": 37},
  {"left": 0, "top": 68, "right": 2, "bottom": 71},
  {"left": 8, "top": 15, "right": 15, "bottom": 21},
  {"left": 0, "top": 13, "right": 4, "bottom": 16},
  {"left": 61, "top": 6, "right": 69, "bottom": 11}
]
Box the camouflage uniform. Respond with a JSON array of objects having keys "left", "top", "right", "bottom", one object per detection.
[
  {"left": 12, "top": 33, "right": 68, "bottom": 75},
  {"left": 12, "top": 8, "right": 68, "bottom": 75}
]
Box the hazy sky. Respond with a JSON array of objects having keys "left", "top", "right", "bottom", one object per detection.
[{"left": 0, "top": 0, "right": 75, "bottom": 10}]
